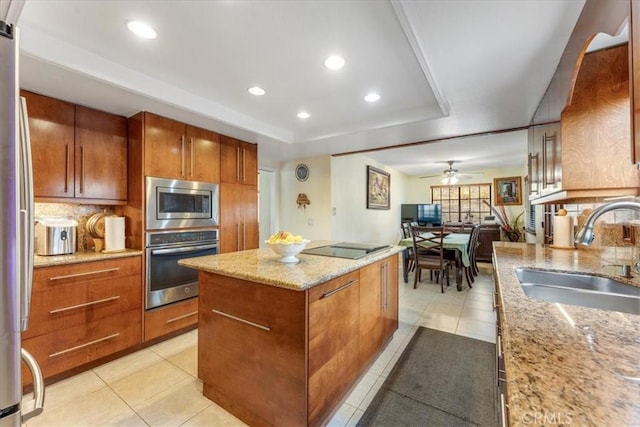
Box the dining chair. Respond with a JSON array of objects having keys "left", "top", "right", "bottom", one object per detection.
[
  {"left": 401, "top": 222, "right": 416, "bottom": 273},
  {"left": 410, "top": 225, "right": 453, "bottom": 293},
  {"left": 463, "top": 224, "right": 481, "bottom": 287}
]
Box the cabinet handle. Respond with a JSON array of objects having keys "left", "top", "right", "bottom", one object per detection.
[
  {"left": 166, "top": 310, "right": 198, "bottom": 324},
  {"left": 236, "top": 223, "right": 241, "bottom": 251},
  {"left": 212, "top": 308, "right": 271, "bottom": 332},
  {"left": 321, "top": 279, "right": 359, "bottom": 299},
  {"left": 49, "top": 267, "right": 120, "bottom": 281},
  {"left": 64, "top": 143, "right": 70, "bottom": 193},
  {"left": 49, "top": 295, "right": 120, "bottom": 314},
  {"left": 242, "top": 148, "right": 246, "bottom": 183},
  {"left": 80, "top": 145, "right": 86, "bottom": 193},
  {"left": 500, "top": 392, "right": 508, "bottom": 427},
  {"left": 242, "top": 223, "right": 246, "bottom": 250},
  {"left": 189, "top": 137, "right": 194, "bottom": 177},
  {"left": 181, "top": 135, "right": 186, "bottom": 178},
  {"left": 542, "top": 132, "right": 556, "bottom": 187},
  {"left": 49, "top": 333, "right": 120, "bottom": 358},
  {"left": 527, "top": 153, "right": 539, "bottom": 196},
  {"left": 236, "top": 146, "right": 241, "bottom": 182}
]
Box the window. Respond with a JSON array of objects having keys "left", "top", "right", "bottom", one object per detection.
[{"left": 431, "top": 184, "right": 492, "bottom": 223}]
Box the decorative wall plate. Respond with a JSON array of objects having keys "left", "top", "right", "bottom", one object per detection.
[{"left": 295, "top": 164, "right": 309, "bottom": 182}]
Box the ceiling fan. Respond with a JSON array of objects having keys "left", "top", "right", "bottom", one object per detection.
[{"left": 420, "top": 160, "right": 483, "bottom": 184}]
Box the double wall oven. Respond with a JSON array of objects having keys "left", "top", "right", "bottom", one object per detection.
[{"left": 145, "top": 176, "right": 219, "bottom": 310}]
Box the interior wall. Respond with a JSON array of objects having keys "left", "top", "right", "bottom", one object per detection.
[
  {"left": 331, "top": 154, "right": 410, "bottom": 245},
  {"left": 279, "top": 156, "right": 332, "bottom": 240}
]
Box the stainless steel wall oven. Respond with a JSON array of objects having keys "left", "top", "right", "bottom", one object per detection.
[
  {"left": 145, "top": 229, "right": 218, "bottom": 310},
  {"left": 146, "top": 176, "right": 218, "bottom": 230}
]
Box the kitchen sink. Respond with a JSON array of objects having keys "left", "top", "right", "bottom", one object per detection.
[{"left": 514, "top": 268, "right": 640, "bottom": 315}]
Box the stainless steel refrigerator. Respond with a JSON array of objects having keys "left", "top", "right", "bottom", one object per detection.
[{"left": 0, "top": 19, "right": 45, "bottom": 427}]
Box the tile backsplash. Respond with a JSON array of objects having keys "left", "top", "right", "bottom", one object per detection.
[
  {"left": 35, "top": 203, "right": 115, "bottom": 252},
  {"left": 564, "top": 200, "right": 640, "bottom": 248}
]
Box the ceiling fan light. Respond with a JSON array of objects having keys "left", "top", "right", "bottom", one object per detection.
[{"left": 442, "top": 176, "right": 458, "bottom": 185}]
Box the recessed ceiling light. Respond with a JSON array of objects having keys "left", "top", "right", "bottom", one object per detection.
[
  {"left": 364, "top": 93, "right": 381, "bottom": 103},
  {"left": 297, "top": 112, "right": 310, "bottom": 119},
  {"left": 324, "top": 55, "right": 345, "bottom": 70},
  {"left": 248, "top": 86, "right": 266, "bottom": 96},
  {"left": 126, "top": 20, "right": 157, "bottom": 39}
]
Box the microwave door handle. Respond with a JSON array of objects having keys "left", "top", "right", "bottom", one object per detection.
[{"left": 151, "top": 244, "right": 219, "bottom": 255}]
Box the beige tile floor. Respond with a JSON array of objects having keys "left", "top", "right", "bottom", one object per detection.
[{"left": 22, "top": 262, "right": 496, "bottom": 427}]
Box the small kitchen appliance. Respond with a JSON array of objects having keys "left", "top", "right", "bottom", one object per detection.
[{"left": 34, "top": 217, "right": 78, "bottom": 255}]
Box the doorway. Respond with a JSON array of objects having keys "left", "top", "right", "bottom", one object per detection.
[{"left": 258, "top": 168, "right": 276, "bottom": 247}]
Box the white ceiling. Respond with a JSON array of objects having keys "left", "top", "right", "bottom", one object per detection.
[{"left": 16, "top": 0, "right": 589, "bottom": 177}]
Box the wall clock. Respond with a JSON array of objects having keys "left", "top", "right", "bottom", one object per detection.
[{"left": 295, "top": 164, "right": 309, "bottom": 182}]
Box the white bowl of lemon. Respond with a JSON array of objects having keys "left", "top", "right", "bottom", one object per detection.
[{"left": 266, "top": 231, "right": 309, "bottom": 263}]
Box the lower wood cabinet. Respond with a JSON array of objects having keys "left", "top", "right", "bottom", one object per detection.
[
  {"left": 143, "top": 297, "right": 199, "bottom": 342},
  {"left": 477, "top": 225, "right": 501, "bottom": 262},
  {"left": 22, "top": 256, "right": 142, "bottom": 385},
  {"left": 197, "top": 254, "right": 399, "bottom": 427}
]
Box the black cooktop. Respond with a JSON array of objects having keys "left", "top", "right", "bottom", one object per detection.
[{"left": 301, "top": 242, "right": 390, "bottom": 260}]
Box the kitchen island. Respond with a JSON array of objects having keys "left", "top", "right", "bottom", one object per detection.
[
  {"left": 493, "top": 242, "right": 639, "bottom": 426},
  {"left": 179, "top": 243, "right": 404, "bottom": 427}
]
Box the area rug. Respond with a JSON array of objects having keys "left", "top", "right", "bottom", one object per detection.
[{"left": 357, "top": 327, "right": 497, "bottom": 427}]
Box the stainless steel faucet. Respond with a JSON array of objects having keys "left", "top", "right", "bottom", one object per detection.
[{"left": 574, "top": 201, "right": 640, "bottom": 245}]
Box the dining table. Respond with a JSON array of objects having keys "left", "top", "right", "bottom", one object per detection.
[{"left": 398, "top": 232, "right": 471, "bottom": 291}]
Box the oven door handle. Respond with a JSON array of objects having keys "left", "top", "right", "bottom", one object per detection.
[{"left": 151, "top": 244, "right": 219, "bottom": 256}]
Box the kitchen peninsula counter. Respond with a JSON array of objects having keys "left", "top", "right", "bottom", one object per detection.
[
  {"left": 180, "top": 242, "right": 403, "bottom": 427},
  {"left": 34, "top": 249, "right": 142, "bottom": 268},
  {"left": 493, "top": 242, "right": 639, "bottom": 427}
]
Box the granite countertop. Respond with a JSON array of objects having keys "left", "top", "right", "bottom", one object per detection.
[
  {"left": 34, "top": 249, "right": 143, "bottom": 268},
  {"left": 178, "top": 241, "right": 405, "bottom": 291},
  {"left": 493, "top": 242, "right": 639, "bottom": 427}
]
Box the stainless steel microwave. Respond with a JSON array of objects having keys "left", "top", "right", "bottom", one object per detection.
[{"left": 145, "top": 176, "right": 219, "bottom": 230}]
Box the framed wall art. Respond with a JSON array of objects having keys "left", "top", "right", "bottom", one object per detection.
[
  {"left": 494, "top": 176, "right": 522, "bottom": 205},
  {"left": 367, "top": 165, "right": 390, "bottom": 210}
]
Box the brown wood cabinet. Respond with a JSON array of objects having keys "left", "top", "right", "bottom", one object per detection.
[
  {"left": 22, "top": 90, "right": 128, "bottom": 203},
  {"left": 197, "top": 254, "right": 399, "bottom": 427},
  {"left": 476, "top": 224, "right": 501, "bottom": 262},
  {"left": 22, "top": 256, "right": 142, "bottom": 385},
  {"left": 219, "top": 182, "right": 258, "bottom": 253},
  {"left": 143, "top": 297, "right": 198, "bottom": 341},
  {"left": 359, "top": 256, "right": 398, "bottom": 369},
  {"left": 220, "top": 135, "right": 257, "bottom": 185},
  {"left": 143, "top": 112, "right": 220, "bottom": 182}
]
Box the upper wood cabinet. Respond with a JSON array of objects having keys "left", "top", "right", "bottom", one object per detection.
[
  {"left": 143, "top": 112, "right": 220, "bottom": 182},
  {"left": 22, "top": 90, "right": 127, "bottom": 203},
  {"left": 220, "top": 135, "right": 257, "bottom": 185}
]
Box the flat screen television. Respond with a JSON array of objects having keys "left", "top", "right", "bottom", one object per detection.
[{"left": 401, "top": 204, "right": 442, "bottom": 226}]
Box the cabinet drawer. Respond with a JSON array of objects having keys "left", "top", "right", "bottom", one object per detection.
[
  {"left": 25, "top": 257, "right": 142, "bottom": 339},
  {"left": 144, "top": 297, "right": 198, "bottom": 341},
  {"left": 33, "top": 257, "right": 141, "bottom": 290},
  {"left": 22, "top": 309, "right": 141, "bottom": 385}
]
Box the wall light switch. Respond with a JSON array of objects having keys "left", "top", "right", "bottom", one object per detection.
[
  {"left": 308, "top": 218, "right": 314, "bottom": 226},
  {"left": 332, "top": 207, "right": 336, "bottom": 216}
]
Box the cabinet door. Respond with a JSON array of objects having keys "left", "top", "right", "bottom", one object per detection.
[
  {"left": 220, "top": 183, "right": 258, "bottom": 252},
  {"left": 240, "top": 184, "right": 259, "bottom": 250},
  {"left": 220, "top": 183, "right": 242, "bottom": 253},
  {"left": 308, "top": 270, "right": 360, "bottom": 426},
  {"left": 143, "top": 112, "right": 185, "bottom": 180},
  {"left": 239, "top": 140, "right": 258, "bottom": 186},
  {"left": 198, "top": 273, "right": 307, "bottom": 427},
  {"left": 382, "top": 255, "right": 399, "bottom": 340},
  {"left": 75, "top": 106, "right": 127, "bottom": 200},
  {"left": 185, "top": 125, "right": 220, "bottom": 183},
  {"left": 359, "top": 260, "right": 384, "bottom": 367},
  {"left": 22, "top": 90, "right": 75, "bottom": 199},
  {"left": 220, "top": 136, "right": 258, "bottom": 185}
]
